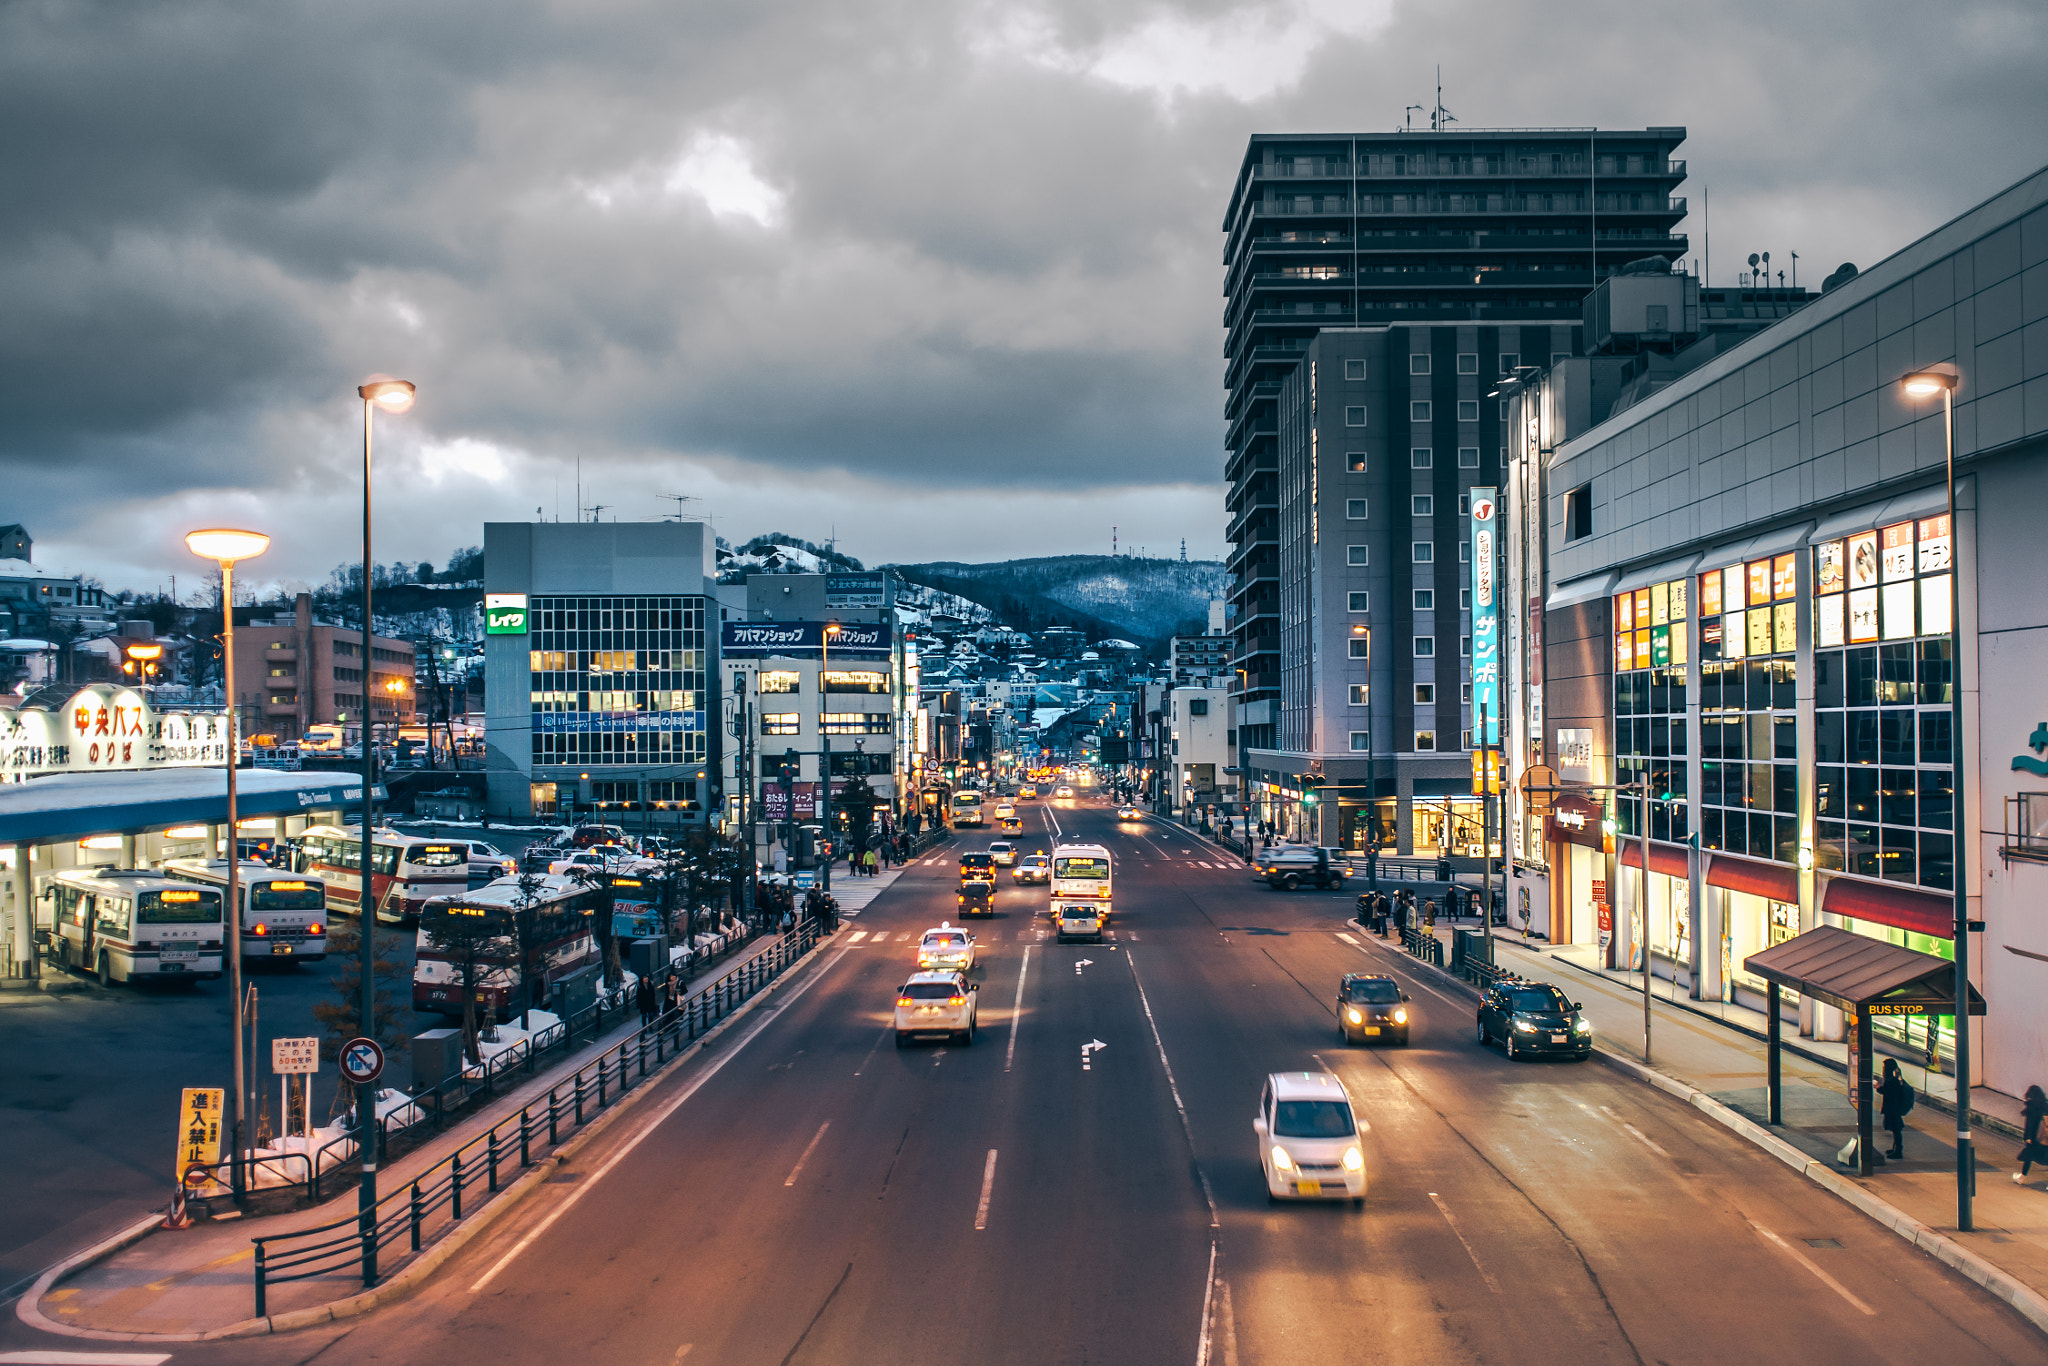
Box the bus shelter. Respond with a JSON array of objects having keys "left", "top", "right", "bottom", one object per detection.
[{"left": 1743, "top": 925, "right": 1985, "bottom": 1177}]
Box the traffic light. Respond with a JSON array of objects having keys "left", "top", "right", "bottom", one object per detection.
[{"left": 1300, "top": 774, "right": 1321, "bottom": 808}]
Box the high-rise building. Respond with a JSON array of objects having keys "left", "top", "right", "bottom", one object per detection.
[{"left": 1222, "top": 128, "right": 1689, "bottom": 854}]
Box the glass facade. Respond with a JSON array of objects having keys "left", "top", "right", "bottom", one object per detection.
[
  {"left": 1612, "top": 578, "right": 1689, "bottom": 843},
  {"left": 527, "top": 596, "right": 708, "bottom": 767},
  {"left": 1697, "top": 557, "right": 1797, "bottom": 863}
]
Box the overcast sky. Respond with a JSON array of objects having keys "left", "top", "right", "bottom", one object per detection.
[{"left": 5, "top": 0, "right": 2043, "bottom": 598}]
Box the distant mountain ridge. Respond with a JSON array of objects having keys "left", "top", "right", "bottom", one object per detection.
[{"left": 889, "top": 554, "right": 1224, "bottom": 648}]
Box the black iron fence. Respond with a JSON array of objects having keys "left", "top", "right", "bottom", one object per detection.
[
  {"left": 1400, "top": 925, "right": 1443, "bottom": 967},
  {"left": 248, "top": 921, "right": 824, "bottom": 1317}
]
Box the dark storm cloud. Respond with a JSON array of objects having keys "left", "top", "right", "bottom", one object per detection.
[{"left": 3, "top": 0, "right": 2043, "bottom": 579}]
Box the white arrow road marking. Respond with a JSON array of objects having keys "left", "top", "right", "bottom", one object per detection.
[
  {"left": 1081, "top": 1039, "right": 1107, "bottom": 1070},
  {"left": 1075, "top": 958, "right": 1094, "bottom": 975},
  {"left": 975, "top": 1149, "right": 998, "bottom": 1230}
]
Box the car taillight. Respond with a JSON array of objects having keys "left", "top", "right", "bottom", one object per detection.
[
  {"left": 252, "top": 923, "right": 268, "bottom": 935},
  {"left": 948, "top": 996, "right": 964, "bottom": 1005},
  {"left": 897, "top": 997, "right": 914, "bottom": 1007},
  {"left": 310, "top": 923, "right": 324, "bottom": 935}
]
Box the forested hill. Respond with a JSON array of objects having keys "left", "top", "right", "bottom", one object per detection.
[{"left": 889, "top": 554, "right": 1225, "bottom": 646}]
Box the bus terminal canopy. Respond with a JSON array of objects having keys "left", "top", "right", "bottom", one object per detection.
[
  {"left": 0, "top": 769, "right": 386, "bottom": 845},
  {"left": 1743, "top": 924, "right": 1985, "bottom": 1018}
]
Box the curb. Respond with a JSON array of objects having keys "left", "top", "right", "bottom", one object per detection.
[
  {"left": 1379, "top": 929, "right": 2048, "bottom": 1340},
  {"left": 15, "top": 930, "right": 839, "bottom": 1344}
]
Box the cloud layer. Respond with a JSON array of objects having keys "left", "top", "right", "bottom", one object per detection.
[{"left": 5, "top": 0, "right": 2044, "bottom": 593}]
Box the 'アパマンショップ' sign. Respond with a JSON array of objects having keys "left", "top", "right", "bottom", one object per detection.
[{"left": 0, "top": 684, "right": 229, "bottom": 779}]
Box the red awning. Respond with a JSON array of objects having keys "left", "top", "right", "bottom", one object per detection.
[
  {"left": 1706, "top": 854, "right": 1799, "bottom": 902},
  {"left": 1617, "top": 841, "right": 1692, "bottom": 878},
  {"left": 1821, "top": 876, "right": 1954, "bottom": 939}
]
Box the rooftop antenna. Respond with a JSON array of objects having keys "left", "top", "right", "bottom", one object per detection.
[
  {"left": 1790, "top": 251, "right": 1799, "bottom": 289},
  {"left": 1431, "top": 67, "right": 1456, "bottom": 131},
  {"left": 588, "top": 503, "right": 611, "bottom": 523},
  {"left": 1112, "top": 526, "right": 1118, "bottom": 557},
  {"left": 1404, "top": 103, "right": 1424, "bottom": 132},
  {"left": 1180, "top": 538, "right": 1187, "bottom": 562},
  {"left": 659, "top": 494, "right": 701, "bottom": 521}
]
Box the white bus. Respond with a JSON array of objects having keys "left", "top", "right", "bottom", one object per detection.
[
  {"left": 951, "top": 790, "right": 985, "bottom": 828},
  {"left": 163, "top": 858, "right": 328, "bottom": 964},
  {"left": 1051, "top": 842, "right": 1113, "bottom": 942},
  {"left": 293, "top": 824, "right": 472, "bottom": 924},
  {"left": 38, "top": 867, "right": 226, "bottom": 985}
]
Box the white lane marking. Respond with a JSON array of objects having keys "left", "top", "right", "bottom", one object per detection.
[
  {"left": 1338, "top": 936, "right": 1465, "bottom": 1010},
  {"left": 1217, "top": 1278, "right": 1240, "bottom": 1366},
  {"left": 1595, "top": 1104, "right": 1672, "bottom": 1158},
  {"left": 1336, "top": 932, "right": 1359, "bottom": 945},
  {"left": 975, "top": 1148, "right": 998, "bottom": 1230},
  {"left": 1075, "top": 958, "right": 1093, "bottom": 975},
  {"left": 1127, "top": 949, "right": 1219, "bottom": 1227},
  {"left": 0, "top": 1356, "right": 177, "bottom": 1365},
  {"left": 847, "top": 930, "right": 868, "bottom": 944},
  {"left": 469, "top": 941, "right": 853, "bottom": 1293},
  {"left": 1747, "top": 1217, "right": 1876, "bottom": 1315},
  {"left": 1427, "top": 1192, "right": 1503, "bottom": 1294},
  {"left": 1194, "top": 1239, "right": 1219, "bottom": 1366},
  {"left": 896, "top": 933, "right": 912, "bottom": 942},
  {"left": 1006, "top": 946, "right": 1031, "bottom": 1073},
  {"left": 1081, "top": 1039, "right": 1107, "bottom": 1071},
  {"left": 784, "top": 1121, "right": 830, "bottom": 1187}
]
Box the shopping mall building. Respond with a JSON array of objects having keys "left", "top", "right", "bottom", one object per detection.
[{"left": 1509, "top": 165, "right": 2048, "bottom": 1099}]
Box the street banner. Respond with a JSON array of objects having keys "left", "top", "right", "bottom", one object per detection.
[
  {"left": 721, "top": 621, "right": 893, "bottom": 657},
  {"left": 1469, "top": 487, "right": 1499, "bottom": 747}
]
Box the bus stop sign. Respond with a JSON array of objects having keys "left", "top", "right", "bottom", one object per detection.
[{"left": 340, "top": 1037, "right": 385, "bottom": 1086}]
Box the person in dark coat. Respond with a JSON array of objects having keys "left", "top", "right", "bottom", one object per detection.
[
  {"left": 1878, "top": 1058, "right": 1913, "bottom": 1158},
  {"left": 2017, "top": 1085, "right": 2048, "bottom": 1184},
  {"left": 635, "top": 974, "right": 656, "bottom": 1028}
]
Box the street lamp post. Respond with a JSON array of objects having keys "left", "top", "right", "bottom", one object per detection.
[
  {"left": 819, "top": 623, "right": 841, "bottom": 891},
  {"left": 185, "top": 528, "right": 270, "bottom": 1206},
  {"left": 1902, "top": 367, "right": 1973, "bottom": 1231},
  {"left": 354, "top": 377, "right": 413, "bottom": 1280}
]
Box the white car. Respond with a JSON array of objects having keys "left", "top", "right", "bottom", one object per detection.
[
  {"left": 988, "top": 841, "right": 1018, "bottom": 867},
  {"left": 547, "top": 848, "right": 637, "bottom": 877},
  {"left": 1255, "top": 1072, "right": 1368, "bottom": 1204},
  {"left": 895, "top": 971, "right": 979, "bottom": 1046},
  {"left": 466, "top": 841, "right": 514, "bottom": 882},
  {"left": 1014, "top": 853, "right": 1051, "bottom": 884},
  {"left": 917, "top": 925, "right": 978, "bottom": 973},
  {"left": 1054, "top": 785, "right": 1075, "bottom": 798}
]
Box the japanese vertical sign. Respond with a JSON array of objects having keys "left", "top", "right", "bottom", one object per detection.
[
  {"left": 177, "top": 1087, "right": 224, "bottom": 1179},
  {"left": 1469, "top": 487, "right": 1499, "bottom": 746}
]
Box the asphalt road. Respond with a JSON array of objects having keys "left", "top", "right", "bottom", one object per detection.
[{"left": 13, "top": 801, "right": 2046, "bottom": 1363}]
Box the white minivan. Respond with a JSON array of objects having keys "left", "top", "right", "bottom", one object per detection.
[{"left": 1254, "top": 1072, "right": 1368, "bottom": 1204}]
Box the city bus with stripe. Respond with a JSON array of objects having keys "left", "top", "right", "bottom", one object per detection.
[
  {"left": 293, "top": 824, "right": 471, "bottom": 925},
  {"left": 413, "top": 874, "right": 602, "bottom": 1020},
  {"left": 163, "top": 858, "right": 328, "bottom": 964},
  {"left": 37, "top": 867, "right": 225, "bottom": 985}
]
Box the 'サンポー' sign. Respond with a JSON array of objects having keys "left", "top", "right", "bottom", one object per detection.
[{"left": 0, "top": 684, "right": 229, "bottom": 779}]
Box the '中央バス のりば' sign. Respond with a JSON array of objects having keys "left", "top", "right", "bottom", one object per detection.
[
  {"left": 720, "top": 622, "right": 892, "bottom": 657},
  {"left": 0, "top": 684, "right": 230, "bottom": 779}
]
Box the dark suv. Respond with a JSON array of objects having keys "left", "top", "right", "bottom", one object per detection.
[
  {"left": 1264, "top": 846, "right": 1345, "bottom": 891},
  {"left": 1477, "top": 979, "right": 1593, "bottom": 1061},
  {"left": 1337, "top": 973, "right": 1410, "bottom": 1046}
]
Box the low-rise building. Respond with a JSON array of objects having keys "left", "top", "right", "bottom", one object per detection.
[{"left": 230, "top": 592, "right": 416, "bottom": 746}]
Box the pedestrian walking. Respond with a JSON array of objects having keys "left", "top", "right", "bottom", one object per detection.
[
  {"left": 2017, "top": 1085, "right": 2048, "bottom": 1184},
  {"left": 865, "top": 848, "right": 878, "bottom": 877},
  {"left": 1879, "top": 1058, "right": 1915, "bottom": 1159},
  {"left": 635, "top": 974, "right": 656, "bottom": 1029}
]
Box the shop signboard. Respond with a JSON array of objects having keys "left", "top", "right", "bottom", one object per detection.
[
  {"left": 1549, "top": 793, "right": 1605, "bottom": 850},
  {"left": 1, "top": 684, "right": 229, "bottom": 780},
  {"left": 1555, "top": 728, "right": 1594, "bottom": 783},
  {"left": 825, "top": 573, "right": 889, "bottom": 608},
  {"left": 1469, "top": 488, "right": 1499, "bottom": 746},
  {"left": 721, "top": 622, "right": 892, "bottom": 657},
  {"left": 485, "top": 592, "right": 529, "bottom": 635}
]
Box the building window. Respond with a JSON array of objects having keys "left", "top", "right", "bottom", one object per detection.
[
  {"left": 1457, "top": 353, "right": 1479, "bottom": 375},
  {"left": 1349, "top": 731, "right": 1372, "bottom": 752},
  {"left": 1458, "top": 494, "right": 1469, "bottom": 516},
  {"left": 1188, "top": 698, "right": 1209, "bottom": 716},
  {"left": 1347, "top": 544, "right": 1370, "bottom": 566},
  {"left": 1348, "top": 638, "right": 1370, "bottom": 659},
  {"left": 1499, "top": 352, "right": 1519, "bottom": 374},
  {"left": 762, "top": 712, "right": 801, "bottom": 735},
  {"left": 1347, "top": 591, "right": 1370, "bottom": 611},
  {"left": 1414, "top": 636, "right": 1435, "bottom": 657},
  {"left": 1346, "top": 498, "right": 1369, "bottom": 520},
  {"left": 822, "top": 712, "right": 892, "bottom": 734},
  {"left": 1462, "top": 683, "right": 1472, "bottom": 702},
  {"left": 1499, "top": 399, "right": 1510, "bottom": 419},
  {"left": 1345, "top": 359, "right": 1367, "bottom": 381},
  {"left": 1565, "top": 483, "right": 1593, "bottom": 541},
  {"left": 1412, "top": 495, "right": 1433, "bottom": 516},
  {"left": 1348, "top": 685, "right": 1369, "bottom": 706},
  {"left": 1410, "top": 401, "right": 1433, "bottom": 421},
  {"left": 1461, "top": 729, "right": 1474, "bottom": 749},
  {"left": 1457, "top": 400, "right": 1480, "bottom": 422},
  {"left": 1347, "top": 451, "right": 1368, "bottom": 473},
  {"left": 1415, "top": 730, "right": 1437, "bottom": 751},
  {"left": 1461, "top": 588, "right": 1472, "bottom": 609},
  {"left": 1415, "top": 684, "right": 1435, "bottom": 704},
  {"left": 1459, "top": 446, "right": 1480, "bottom": 467},
  {"left": 1413, "top": 589, "right": 1434, "bottom": 610},
  {"left": 1410, "top": 354, "right": 1431, "bottom": 375},
  {"left": 822, "top": 670, "right": 888, "bottom": 693},
  {"left": 1459, "top": 542, "right": 1471, "bottom": 562},
  {"left": 1413, "top": 542, "right": 1434, "bottom": 563},
  {"left": 1345, "top": 405, "right": 1368, "bottom": 427},
  {"left": 1411, "top": 447, "right": 1433, "bottom": 468},
  {"left": 1462, "top": 635, "right": 1472, "bottom": 656}
]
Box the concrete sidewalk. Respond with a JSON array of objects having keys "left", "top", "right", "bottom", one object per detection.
[
  {"left": 1390, "top": 919, "right": 2048, "bottom": 1328},
  {"left": 21, "top": 929, "right": 802, "bottom": 1340}
]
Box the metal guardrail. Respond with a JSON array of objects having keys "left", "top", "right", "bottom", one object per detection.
[
  {"left": 1449, "top": 928, "right": 1510, "bottom": 989},
  {"left": 1401, "top": 926, "right": 1442, "bottom": 967},
  {"left": 248, "top": 921, "right": 824, "bottom": 1316}
]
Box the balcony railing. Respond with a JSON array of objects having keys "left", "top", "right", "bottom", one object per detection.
[{"left": 1253, "top": 159, "right": 1684, "bottom": 180}]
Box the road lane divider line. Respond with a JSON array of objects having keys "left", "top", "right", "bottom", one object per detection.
[
  {"left": 1127, "top": 950, "right": 1220, "bottom": 1228},
  {"left": 975, "top": 1149, "right": 998, "bottom": 1230},
  {"left": 1005, "top": 946, "right": 1031, "bottom": 1073},
  {"left": 0, "top": 1355, "right": 175, "bottom": 1364},
  {"left": 1746, "top": 1217, "right": 1875, "bottom": 1315},
  {"left": 1194, "top": 1239, "right": 1218, "bottom": 1366},
  {"left": 468, "top": 941, "right": 855, "bottom": 1294},
  {"left": 1336, "top": 932, "right": 1358, "bottom": 945},
  {"left": 1341, "top": 936, "right": 1465, "bottom": 1010},
  {"left": 1217, "top": 1278, "right": 1239, "bottom": 1366},
  {"left": 1427, "top": 1192, "right": 1503, "bottom": 1295},
  {"left": 784, "top": 1122, "right": 831, "bottom": 1187}
]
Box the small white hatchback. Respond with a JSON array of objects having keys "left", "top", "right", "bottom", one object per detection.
[{"left": 1254, "top": 1072, "right": 1368, "bottom": 1204}]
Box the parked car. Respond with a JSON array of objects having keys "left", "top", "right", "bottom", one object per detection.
[{"left": 1476, "top": 978, "right": 1593, "bottom": 1061}]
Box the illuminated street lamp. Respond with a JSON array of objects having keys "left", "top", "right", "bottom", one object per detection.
[
  {"left": 123, "top": 641, "right": 164, "bottom": 684},
  {"left": 819, "top": 622, "right": 842, "bottom": 890},
  {"left": 185, "top": 527, "right": 269, "bottom": 1205},
  {"left": 1901, "top": 366, "right": 1973, "bottom": 1232}
]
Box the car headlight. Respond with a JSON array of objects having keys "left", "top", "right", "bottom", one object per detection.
[
  {"left": 1342, "top": 1146, "right": 1364, "bottom": 1172},
  {"left": 1514, "top": 1019, "right": 1537, "bottom": 1033},
  {"left": 1346, "top": 1008, "right": 1363, "bottom": 1024},
  {"left": 1393, "top": 1007, "right": 1408, "bottom": 1025},
  {"left": 1575, "top": 1018, "right": 1593, "bottom": 1034},
  {"left": 1270, "top": 1145, "right": 1293, "bottom": 1172}
]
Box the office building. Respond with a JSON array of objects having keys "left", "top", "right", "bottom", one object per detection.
[
  {"left": 233, "top": 592, "right": 416, "bottom": 745},
  {"left": 483, "top": 521, "right": 717, "bottom": 826}
]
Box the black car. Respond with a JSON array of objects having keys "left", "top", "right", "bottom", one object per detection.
[
  {"left": 1477, "top": 979, "right": 1593, "bottom": 1060},
  {"left": 1337, "top": 973, "right": 1410, "bottom": 1046},
  {"left": 1264, "top": 846, "right": 1344, "bottom": 891}
]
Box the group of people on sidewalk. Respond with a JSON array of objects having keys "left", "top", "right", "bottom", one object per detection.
[{"left": 1355, "top": 888, "right": 1442, "bottom": 939}]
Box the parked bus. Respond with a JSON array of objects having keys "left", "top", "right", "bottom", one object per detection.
[
  {"left": 294, "top": 824, "right": 472, "bottom": 924},
  {"left": 162, "top": 858, "right": 328, "bottom": 964},
  {"left": 1050, "top": 842, "right": 1113, "bottom": 943},
  {"left": 951, "top": 790, "right": 985, "bottom": 828},
  {"left": 37, "top": 867, "right": 225, "bottom": 985},
  {"left": 413, "top": 874, "right": 602, "bottom": 1020}
]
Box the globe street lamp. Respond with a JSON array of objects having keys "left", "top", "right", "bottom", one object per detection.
[
  {"left": 355, "top": 377, "right": 412, "bottom": 1280},
  {"left": 1901, "top": 366, "right": 1973, "bottom": 1231},
  {"left": 185, "top": 527, "right": 269, "bottom": 1206}
]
